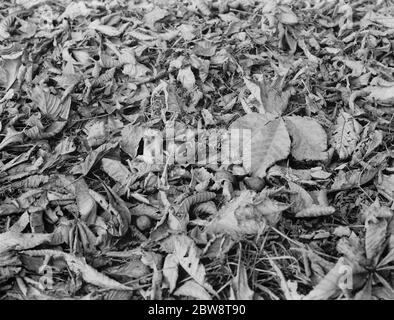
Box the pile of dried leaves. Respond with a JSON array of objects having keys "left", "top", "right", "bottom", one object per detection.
[{"left": 0, "top": 0, "right": 393, "bottom": 300}]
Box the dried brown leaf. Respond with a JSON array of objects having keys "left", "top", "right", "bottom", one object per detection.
[
  {"left": 229, "top": 113, "right": 290, "bottom": 178},
  {"left": 285, "top": 116, "right": 328, "bottom": 162},
  {"left": 330, "top": 111, "right": 362, "bottom": 160}
]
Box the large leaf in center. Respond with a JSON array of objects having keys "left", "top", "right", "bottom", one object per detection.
[{"left": 229, "top": 113, "right": 290, "bottom": 178}]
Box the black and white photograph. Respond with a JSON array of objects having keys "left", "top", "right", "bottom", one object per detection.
[{"left": 0, "top": 0, "right": 393, "bottom": 304}]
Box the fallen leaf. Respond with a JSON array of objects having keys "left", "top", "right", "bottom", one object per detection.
[
  {"left": 58, "top": 1, "right": 91, "bottom": 20},
  {"left": 229, "top": 263, "right": 254, "bottom": 300},
  {"left": 30, "top": 86, "right": 70, "bottom": 120},
  {"left": 162, "top": 253, "right": 179, "bottom": 293},
  {"left": 101, "top": 158, "right": 134, "bottom": 189},
  {"left": 0, "top": 54, "right": 21, "bottom": 89},
  {"left": 177, "top": 66, "right": 195, "bottom": 90},
  {"left": 74, "top": 179, "right": 97, "bottom": 223},
  {"left": 376, "top": 174, "right": 394, "bottom": 202},
  {"left": 285, "top": 116, "right": 328, "bottom": 161},
  {"left": 205, "top": 190, "right": 288, "bottom": 238},
  {"left": 0, "top": 232, "right": 53, "bottom": 254},
  {"left": 330, "top": 111, "right": 362, "bottom": 160},
  {"left": 229, "top": 113, "right": 291, "bottom": 177},
  {"left": 365, "top": 217, "right": 387, "bottom": 263},
  {"left": 144, "top": 7, "right": 169, "bottom": 29},
  {"left": 70, "top": 142, "right": 118, "bottom": 176},
  {"left": 304, "top": 259, "right": 350, "bottom": 300},
  {"left": 173, "top": 280, "right": 211, "bottom": 300},
  {"left": 120, "top": 124, "right": 145, "bottom": 159},
  {"left": 0, "top": 127, "right": 23, "bottom": 151},
  {"left": 278, "top": 6, "right": 298, "bottom": 25}
]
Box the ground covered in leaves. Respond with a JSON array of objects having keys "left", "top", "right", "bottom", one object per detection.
[{"left": 0, "top": 0, "right": 394, "bottom": 300}]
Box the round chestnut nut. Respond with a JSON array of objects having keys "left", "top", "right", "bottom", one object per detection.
[
  {"left": 136, "top": 215, "right": 152, "bottom": 231},
  {"left": 244, "top": 176, "right": 265, "bottom": 192}
]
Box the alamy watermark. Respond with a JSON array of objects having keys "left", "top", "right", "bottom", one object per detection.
[{"left": 139, "top": 127, "right": 252, "bottom": 168}]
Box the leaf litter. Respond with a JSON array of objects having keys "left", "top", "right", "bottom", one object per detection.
[{"left": 0, "top": 0, "right": 393, "bottom": 300}]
